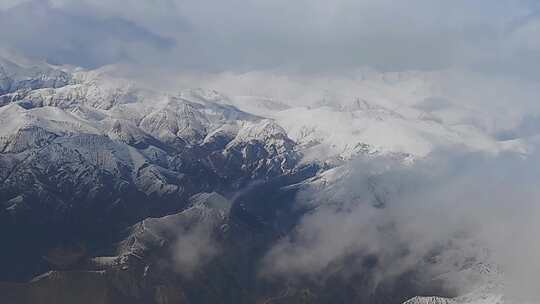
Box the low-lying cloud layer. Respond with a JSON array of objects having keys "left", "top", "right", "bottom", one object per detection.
[{"left": 263, "top": 148, "right": 540, "bottom": 300}]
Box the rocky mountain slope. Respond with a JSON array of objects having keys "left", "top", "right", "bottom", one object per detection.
[{"left": 0, "top": 57, "right": 522, "bottom": 303}]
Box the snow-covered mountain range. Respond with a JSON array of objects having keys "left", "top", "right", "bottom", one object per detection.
[{"left": 0, "top": 56, "right": 529, "bottom": 304}]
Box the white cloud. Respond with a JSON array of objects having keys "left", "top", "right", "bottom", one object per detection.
[
  {"left": 261, "top": 149, "right": 540, "bottom": 300},
  {"left": 172, "top": 224, "right": 220, "bottom": 277},
  {"left": 0, "top": 0, "right": 28, "bottom": 10},
  {"left": 2, "top": 0, "right": 540, "bottom": 76}
]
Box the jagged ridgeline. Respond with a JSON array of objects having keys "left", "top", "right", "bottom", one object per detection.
[{"left": 0, "top": 58, "right": 497, "bottom": 304}]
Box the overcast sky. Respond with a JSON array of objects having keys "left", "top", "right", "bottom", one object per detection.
[{"left": 1, "top": 0, "right": 539, "bottom": 77}]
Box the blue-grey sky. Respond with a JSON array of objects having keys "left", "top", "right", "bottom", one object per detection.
[{"left": 1, "top": 0, "right": 539, "bottom": 76}]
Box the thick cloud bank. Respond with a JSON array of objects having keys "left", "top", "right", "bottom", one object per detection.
[{"left": 262, "top": 147, "right": 540, "bottom": 300}]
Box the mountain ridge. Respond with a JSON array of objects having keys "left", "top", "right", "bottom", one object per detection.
[{"left": 0, "top": 57, "right": 515, "bottom": 304}]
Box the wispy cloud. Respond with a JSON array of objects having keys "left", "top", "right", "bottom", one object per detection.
[
  {"left": 0, "top": 0, "right": 175, "bottom": 68},
  {"left": 261, "top": 148, "right": 540, "bottom": 300}
]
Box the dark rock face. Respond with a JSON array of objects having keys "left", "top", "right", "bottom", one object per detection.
[
  {"left": 0, "top": 59, "right": 306, "bottom": 285},
  {"left": 0, "top": 125, "right": 303, "bottom": 280}
]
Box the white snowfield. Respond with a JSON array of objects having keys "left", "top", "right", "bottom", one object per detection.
[
  {"left": 0, "top": 58, "right": 295, "bottom": 166},
  {"left": 225, "top": 75, "right": 528, "bottom": 163},
  {"left": 0, "top": 56, "right": 529, "bottom": 164},
  {"left": 404, "top": 293, "right": 510, "bottom": 304}
]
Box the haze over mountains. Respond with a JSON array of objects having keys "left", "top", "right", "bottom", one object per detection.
[{"left": 1, "top": 1, "right": 540, "bottom": 303}]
